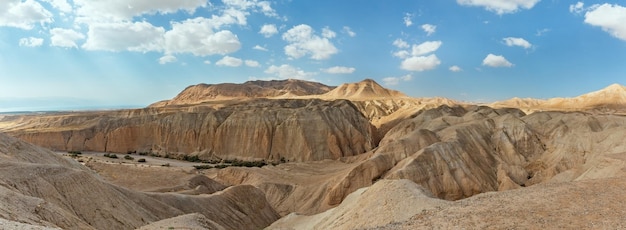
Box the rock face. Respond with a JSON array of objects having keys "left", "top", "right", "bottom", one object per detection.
[
  {"left": 0, "top": 132, "right": 280, "bottom": 230},
  {"left": 151, "top": 79, "right": 334, "bottom": 106},
  {"left": 1, "top": 99, "right": 375, "bottom": 162}
]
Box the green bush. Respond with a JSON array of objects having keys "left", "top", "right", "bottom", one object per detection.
[
  {"left": 137, "top": 158, "right": 146, "bottom": 163},
  {"left": 124, "top": 155, "right": 134, "bottom": 160},
  {"left": 103, "top": 153, "right": 118, "bottom": 159}
]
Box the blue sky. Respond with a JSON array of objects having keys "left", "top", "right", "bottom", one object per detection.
[{"left": 1, "top": 0, "right": 626, "bottom": 111}]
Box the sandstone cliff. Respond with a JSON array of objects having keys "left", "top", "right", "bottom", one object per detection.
[{"left": 1, "top": 99, "right": 375, "bottom": 162}]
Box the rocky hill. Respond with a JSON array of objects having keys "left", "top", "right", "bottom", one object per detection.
[
  {"left": 0, "top": 132, "right": 279, "bottom": 229},
  {"left": 491, "top": 83, "right": 626, "bottom": 114},
  {"left": 151, "top": 79, "right": 334, "bottom": 107},
  {"left": 321, "top": 78, "right": 407, "bottom": 100}
]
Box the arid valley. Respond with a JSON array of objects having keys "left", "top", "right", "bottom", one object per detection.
[{"left": 1, "top": 79, "right": 626, "bottom": 229}]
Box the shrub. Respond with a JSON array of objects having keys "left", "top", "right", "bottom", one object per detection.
[
  {"left": 193, "top": 165, "right": 212, "bottom": 170},
  {"left": 124, "top": 155, "right": 134, "bottom": 160},
  {"left": 137, "top": 158, "right": 146, "bottom": 163},
  {"left": 161, "top": 163, "right": 170, "bottom": 167},
  {"left": 103, "top": 153, "right": 118, "bottom": 159}
]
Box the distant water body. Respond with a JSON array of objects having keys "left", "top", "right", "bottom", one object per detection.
[{"left": 0, "top": 105, "right": 144, "bottom": 114}]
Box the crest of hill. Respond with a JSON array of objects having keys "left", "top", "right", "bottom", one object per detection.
[
  {"left": 151, "top": 79, "right": 334, "bottom": 106},
  {"left": 491, "top": 83, "right": 626, "bottom": 113},
  {"left": 321, "top": 79, "right": 408, "bottom": 100}
]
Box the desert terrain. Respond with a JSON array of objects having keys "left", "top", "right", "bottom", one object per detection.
[{"left": 1, "top": 79, "right": 626, "bottom": 229}]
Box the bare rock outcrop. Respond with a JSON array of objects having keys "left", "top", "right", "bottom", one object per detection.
[
  {"left": 0, "top": 133, "right": 280, "bottom": 230},
  {"left": 1, "top": 99, "right": 375, "bottom": 162}
]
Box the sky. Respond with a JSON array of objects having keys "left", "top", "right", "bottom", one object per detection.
[{"left": 1, "top": 0, "right": 626, "bottom": 111}]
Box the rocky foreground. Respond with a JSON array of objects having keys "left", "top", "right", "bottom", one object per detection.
[{"left": 1, "top": 79, "right": 626, "bottom": 229}]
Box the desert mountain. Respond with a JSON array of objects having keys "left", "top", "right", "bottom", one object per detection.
[
  {"left": 320, "top": 78, "right": 407, "bottom": 100},
  {"left": 151, "top": 79, "right": 334, "bottom": 106},
  {"left": 0, "top": 132, "right": 279, "bottom": 229},
  {"left": 492, "top": 83, "right": 626, "bottom": 113}
]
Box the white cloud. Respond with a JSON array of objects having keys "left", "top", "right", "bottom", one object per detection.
[
  {"left": 411, "top": 41, "right": 442, "bottom": 56},
  {"left": 322, "top": 66, "right": 355, "bottom": 74},
  {"left": 584, "top": 3, "right": 626, "bottom": 41},
  {"left": 73, "top": 0, "right": 207, "bottom": 23},
  {"left": 82, "top": 21, "right": 164, "bottom": 52},
  {"left": 164, "top": 17, "right": 241, "bottom": 56},
  {"left": 343, "top": 26, "right": 356, "bottom": 37},
  {"left": 457, "top": 0, "right": 541, "bottom": 15},
  {"left": 259, "top": 24, "right": 278, "bottom": 37},
  {"left": 0, "top": 0, "right": 53, "bottom": 29},
  {"left": 42, "top": 0, "right": 72, "bottom": 13},
  {"left": 158, "top": 55, "right": 177, "bottom": 64},
  {"left": 421, "top": 24, "right": 437, "bottom": 36},
  {"left": 19, "top": 37, "right": 44, "bottom": 47},
  {"left": 393, "top": 50, "right": 410, "bottom": 59},
  {"left": 50, "top": 28, "right": 85, "bottom": 48},
  {"left": 393, "top": 39, "right": 410, "bottom": 49},
  {"left": 265, "top": 64, "right": 316, "bottom": 79},
  {"left": 449, "top": 65, "right": 463, "bottom": 72},
  {"left": 223, "top": 0, "right": 277, "bottom": 17},
  {"left": 245, "top": 60, "right": 260, "bottom": 67},
  {"left": 382, "top": 74, "right": 412, "bottom": 86},
  {"left": 503, "top": 37, "right": 532, "bottom": 49},
  {"left": 401, "top": 54, "right": 441, "bottom": 71},
  {"left": 322, "top": 27, "right": 336, "bottom": 38},
  {"left": 216, "top": 56, "right": 243, "bottom": 67},
  {"left": 282, "top": 24, "right": 338, "bottom": 60},
  {"left": 204, "top": 60, "right": 211, "bottom": 64},
  {"left": 569, "top": 2, "right": 585, "bottom": 14},
  {"left": 403, "top": 13, "right": 413, "bottom": 27},
  {"left": 535, "top": 28, "right": 550, "bottom": 36},
  {"left": 253, "top": 45, "right": 268, "bottom": 51},
  {"left": 482, "top": 54, "right": 513, "bottom": 67}
]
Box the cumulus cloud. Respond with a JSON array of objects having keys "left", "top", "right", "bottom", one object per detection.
[
  {"left": 19, "top": 37, "right": 44, "bottom": 47},
  {"left": 569, "top": 2, "right": 585, "bottom": 14},
  {"left": 245, "top": 60, "right": 260, "bottom": 67},
  {"left": 158, "top": 55, "right": 177, "bottom": 64},
  {"left": 503, "top": 37, "right": 532, "bottom": 49},
  {"left": 253, "top": 45, "right": 268, "bottom": 51},
  {"left": 73, "top": 0, "right": 207, "bottom": 23},
  {"left": 482, "top": 54, "right": 513, "bottom": 67},
  {"left": 449, "top": 65, "right": 463, "bottom": 72},
  {"left": 457, "top": 0, "right": 541, "bottom": 15},
  {"left": 322, "top": 66, "right": 355, "bottom": 74},
  {"left": 395, "top": 40, "right": 443, "bottom": 72},
  {"left": 322, "top": 27, "right": 336, "bottom": 39},
  {"left": 216, "top": 56, "right": 243, "bottom": 67},
  {"left": 584, "top": 3, "right": 626, "bottom": 41},
  {"left": 51, "top": 28, "right": 85, "bottom": 48},
  {"left": 421, "top": 24, "right": 437, "bottom": 36},
  {"left": 411, "top": 41, "right": 442, "bottom": 56},
  {"left": 82, "top": 21, "right": 164, "bottom": 52},
  {"left": 401, "top": 54, "right": 441, "bottom": 71},
  {"left": 223, "top": 0, "right": 277, "bottom": 17},
  {"left": 204, "top": 60, "right": 211, "bottom": 64},
  {"left": 259, "top": 24, "right": 278, "bottom": 37},
  {"left": 343, "top": 26, "right": 356, "bottom": 37},
  {"left": 392, "top": 39, "right": 410, "bottom": 49},
  {"left": 282, "top": 24, "right": 338, "bottom": 60},
  {"left": 0, "top": 0, "right": 53, "bottom": 29},
  {"left": 164, "top": 17, "right": 241, "bottom": 56},
  {"left": 382, "top": 74, "right": 412, "bottom": 86},
  {"left": 265, "top": 64, "right": 316, "bottom": 79},
  {"left": 403, "top": 13, "right": 413, "bottom": 27}
]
